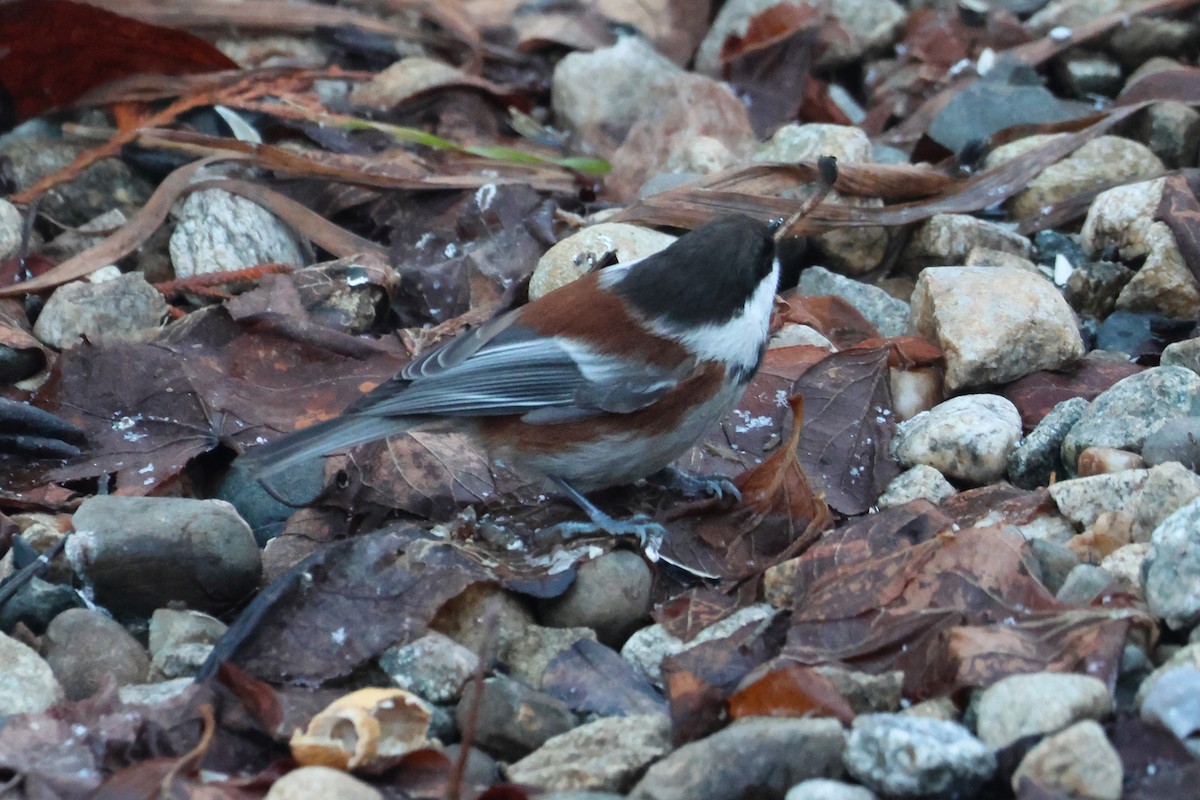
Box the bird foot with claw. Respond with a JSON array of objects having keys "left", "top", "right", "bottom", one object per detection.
[
  {"left": 540, "top": 514, "right": 666, "bottom": 550},
  {"left": 653, "top": 467, "right": 742, "bottom": 505}
]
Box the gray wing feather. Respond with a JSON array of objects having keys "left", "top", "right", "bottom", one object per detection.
[{"left": 355, "top": 320, "right": 686, "bottom": 419}]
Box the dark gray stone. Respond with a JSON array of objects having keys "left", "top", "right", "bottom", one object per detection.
[
  {"left": 1009, "top": 397, "right": 1090, "bottom": 489},
  {"left": 0, "top": 577, "right": 84, "bottom": 635},
  {"left": 1142, "top": 417, "right": 1200, "bottom": 471},
  {"left": 538, "top": 550, "right": 652, "bottom": 646},
  {"left": 41, "top": 608, "right": 149, "bottom": 700},
  {"left": 456, "top": 674, "right": 578, "bottom": 762}
]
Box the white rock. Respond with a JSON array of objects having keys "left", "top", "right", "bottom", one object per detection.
[
  {"left": 910, "top": 266, "right": 1084, "bottom": 391},
  {"left": 892, "top": 394, "right": 1021, "bottom": 484}
]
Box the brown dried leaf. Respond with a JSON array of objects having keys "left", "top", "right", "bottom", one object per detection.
[
  {"left": 542, "top": 639, "right": 668, "bottom": 717},
  {"left": 795, "top": 345, "right": 899, "bottom": 515},
  {"left": 728, "top": 662, "right": 855, "bottom": 724},
  {"left": 1000, "top": 352, "right": 1144, "bottom": 431}
]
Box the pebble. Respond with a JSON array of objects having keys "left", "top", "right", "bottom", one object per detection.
[
  {"left": 875, "top": 465, "right": 957, "bottom": 508},
  {"left": 1129, "top": 461, "right": 1200, "bottom": 542},
  {"left": 1049, "top": 469, "right": 1149, "bottom": 531},
  {"left": 531, "top": 223, "right": 676, "bottom": 300},
  {"left": 431, "top": 582, "right": 535, "bottom": 657},
  {"left": 621, "top": 603, "right": 778, "bottom": 687},
  {"left": 0, "top": 576, "right": 85, "bottom": 635},
  {"left": 0, "top": 198, "right": 22, "bottom": 260},
  {"left": 506, "top": 713, "right": 672, "bottom": 793},
  {"left": 797, "top": 266, "right": 911, "bottom": 338},
  {"left": 1060, "top": 366, "right": 1200, "bottom": 473},
  {"left": 892, "top": 394, "right": 1022, "bottom": 484},
  {"left": 815, "top": 666, "right": 904, "bottom": 714},
  {"left": 148, "top": 608, "right": 226, "bottom": 680},
  {"left": 379, "top": 631, "right": 479, "bottom": 704},
  {"left": 1076, "top": 446, "right": 1146, "bottom": 476},
  {"left": 973, "top": 672, "right": 1112, "bottom": 749},
  {"left": 503, "top": 624, "right": 596, "bottom": 690},
  {"left": 538, "top": 550, "right": 653, "bottom": 646},
  {"left": 1099, "top": 542, "right": 1150, "bottom": 593},
  {"left": 1133, "top": 101, "right": 1200, "bottom": 169},
  {"left": 1064, "top": 259, "right": 1135, "bottom": 319},
  {"left": 842, "top": 714, "right": 995, "bottom": 799},
  {"left": 66, "top": 496, "right": 262, "bottom": 618},
  {"left": 753, "top": 123, "right": 887, "bottom": 276},
  {"left": 1144, "top": 497, "right": 1200, "bottom": 630},
  {"left": 456, "top": 674, "right": 578, "bottom": 761},
  {"left": 0, "top": 632, "right": 63, "bottom": 714},
  {"left": 551, "top": 36, "right": 681, "bottom": 140},
  {"left": 0, "top": 135, "right": 153, "bottom": 226},
  {"left": 770, "top": 324, "right": 836, "bottom": 350},
  {"left": 786, "top": 779, "right": 878, "bottom": 800},
  {"left": 1056, "top": 564, "right": 1117, "bottom": 605},
  {"left": 1008, "top": 397, "right": 1090, "bottom": 489},
  {"left": 41, "top": 608, "right": 150, "bottom": 700},
  {"left": 964, "top": 246, "right": 1039, "bottom": 273},
  {"left": 1081, "top": 178, "right": 1199, "bottom": 319},
  {"left": 1160, "top": 336, "right": 1200, "bottom": 374},
  {"left": 628, "top": 718, "right": 845, "bottom": 800},
  {"left": 1030, "top": 539, "right": 1082, "bottom": 595},
  {"left": 910, "top": 266, "right": 1084, "bottom": 391},
  {"left": 1011, "top": 720, "right": 1123, "bottom": 800},
  {"left": 1136, "top": 643, "right": 1200, "bottom": 707},
  {"left": 1140, "top": 666, "right": 1200, "bottom": 742},
  {"left": 32, "top": 272, "right": 168, "bottom": 349},
  {"left": 264, "top": 766, "right": 383, "bottom": 800},
  {"left": 984, "top": 134, "right": 1163, "bottom": 223},
  {"left": 1142, "top": 416, "right": 1200, "bottom": 470},
  {"left": 169, "top": 188, "right": 304, "bottom": 280},
  {"left": 902, "top": 214, "right": 1031, "bottom": 271}
]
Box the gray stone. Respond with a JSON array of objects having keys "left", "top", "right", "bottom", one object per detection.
[
  {"left": 0, "top": 576, "right": 85, "bottom": 635},
  {"left": 41, "top": 609, "right": 150, "bottom": 700},
  {"left": 1140, "top": 666, "right": 1200, "bottom": 741},
  {"left": 1144, "top": 498, "right": 1200, "bottom": 630},
  {"left": 33, "top": 272, "right": 168, "bottom": 349},
  {"left": 786, "top": 779, "right": 878, "bottom": 800},
  {"left": 504, "top": 624, "right": 597, "bottom": 690},
  {"left": 797, "top": 266, "right": 911, "bottom": 338},
  {"left": 1131, "top": 101, "right": 1200, "bottom": 169},
  {"left": 903, "top": 214, "right": 1031, "bottom": 271},
  {"left": 1055, "top": 51, "right": 1123, "bottom": 98},
  {"left": 1161, "top": 337, "right": 1200, "bottom": 374},
  {"left": 814, "top": 667, "right": 903, "bottom": 714},
  {"left": 910, "top": 266, "right": 1084, "bottom": 391},
  {"left": 1009, "top": 398, "right": 1090, "bottom": 489},
  {"left": 0, "top": 136, "right": 153, "bottom": 227},
  {"left": 1129, "top": 461, "right": 1200, "bottom": 542},
  {"left": 629, "top": 718, "right": 845, "bottom": 800},
  {"left": 169, "top": 188, "right": 304, "bottom": 280},
  {"left": 756, "top": 122, "right": 871, "bottom": 163},
  {"left": 0, "top": 198, "right": 22, "bottom": 260},
  {"left": 1056, "top": 564, "right": 1117, "bottom": 605},
  {"left": 1136, "top": 643, "right": 1200, "bottom": 707},
  {"left": 621, "top": 604, "right": 778, "bottom": 687},
  {"left": 1061, "top": 366, "right": 1200, "bottom": 473},
  {"left": 456, "top": 674, "right": 577, "bottom": 762},
  {"left": 551, "top": 37, "right": 681, "bottom": 138},
  {"left": 0, "top": 632, "right": 63, "bottom": 714},
  {"left": 1064, "top": 260, "right": 1135, "bottom": 319},
  {"left": 1049, "top": 469, "right": 1149, "bottom": 531},
  {"left": 974, "top": 672, "right": 1112, "bottom": 748},
  {"left": 380, "top": 631, "right": 478, "bottom": 703},
  {"left": 148, "top": 608, "right": 225, "bottom": 679},
  {"left": 1030, "top": 539, "right": 1082, "bottom": 595},
  {"left": 1142, "top": 416, "right": 1200, "bottom": 470},
  {"left": 539, "top": 550, "right": 652, "bottom": 646},
  {"left": 893, "top": 394, "right": 1022, "bottom": 484},
  {"left": 1100, "top": 543, "right": 1150, "bottom": 592},
  {"left": 43, "top": 209, "right": 127, "bottom": 262},
  {"left": 66, "top": 496, "right": 262, "bottom": 618},
  {"left": 876, "top": 465, "right": 957, "bottom": 509},
  {"left": 843, "top": 714, "right": 995, "bottom": 799},
  {"left": 432, "top": 582, "right": 535, "bottom": 657},
  {"left": 506, "top": 714, "right": 672, "bottom": 793}
]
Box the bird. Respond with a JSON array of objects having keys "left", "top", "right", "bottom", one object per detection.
[{"left": 241, "top": 214, "right": 780, "bottom": 542}]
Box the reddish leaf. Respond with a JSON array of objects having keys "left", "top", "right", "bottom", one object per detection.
[
  {"left": 654, "top": 586, "right": 746, "bottom": 642},
  {"left": 728, "top": 662, "right": 855, "bottom": 724},
  {"left": 779, "top": 294, "right": 882, "bottom": 348},
  {"left": 0, "top": 0, "right": 236, "bottom": 125},
  {"left": 795, "top": 345, "right": 900, "bottom": 515},
  {"left": 1000, "top": 353, "right": 1144, "bottom": 431}
]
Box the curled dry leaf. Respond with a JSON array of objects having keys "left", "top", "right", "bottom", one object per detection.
[
  {"left": 290, "top": 687, "right": 431, "bottom": 771},
  {"left": 727, "top": 662, "right": 855, "bottom": 725}
]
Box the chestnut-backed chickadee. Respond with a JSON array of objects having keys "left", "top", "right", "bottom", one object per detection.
[{"left": 242, "top": 215, "right": 779, "bottom": 541}]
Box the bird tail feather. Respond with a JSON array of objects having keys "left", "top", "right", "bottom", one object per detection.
[{"left": 240, "top": 414, "right": 416, "bottom": 479}]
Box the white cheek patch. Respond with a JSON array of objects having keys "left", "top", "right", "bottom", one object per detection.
[{"left": 660, "top": 258, "right": 779, "bottom": 372}]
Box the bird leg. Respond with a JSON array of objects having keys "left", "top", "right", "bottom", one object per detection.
[{"left": 540, "top": 476, "right": 666, "bottom": 549}]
